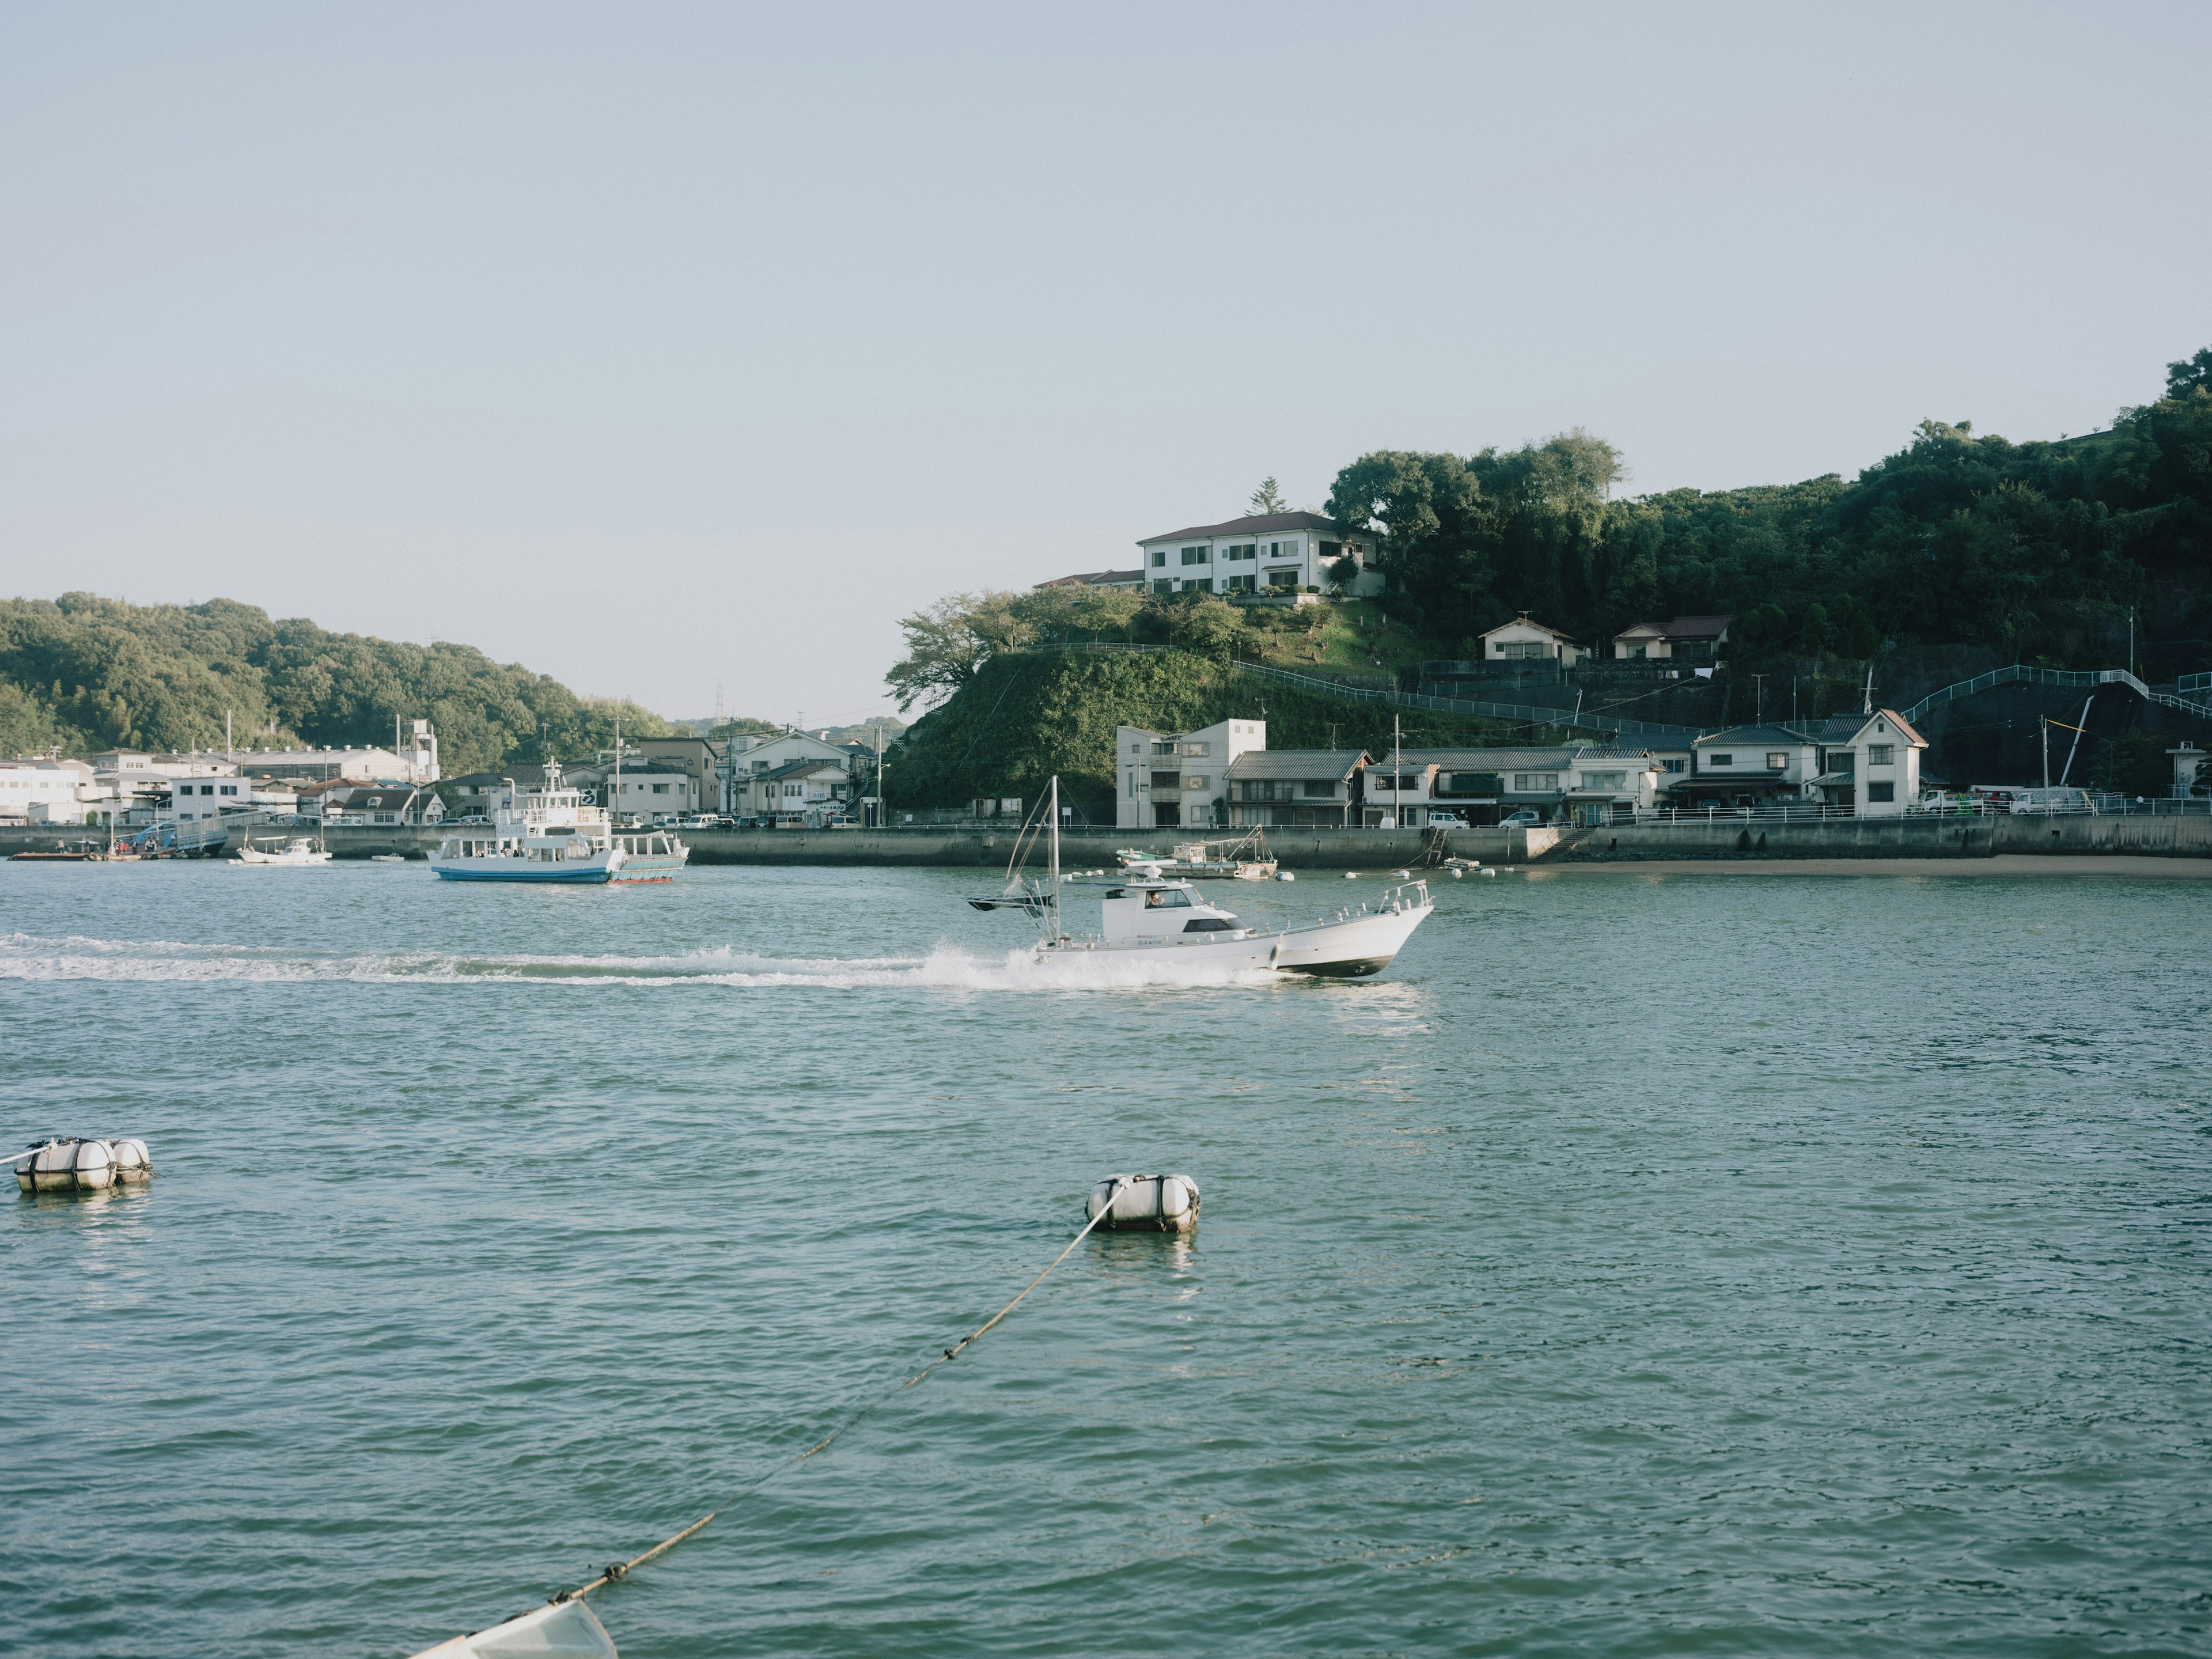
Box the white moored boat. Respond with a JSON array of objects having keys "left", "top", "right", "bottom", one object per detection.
[
  {"left": 234, "top": 835, "right": 332, "bottom": 866},
  {"left": 976, "top": 779, "right": 1432, "bottom": 978},
  {"left": 429, "top": 759, "right": 688, "bottom": 885}
]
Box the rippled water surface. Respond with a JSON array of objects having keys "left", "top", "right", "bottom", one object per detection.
[{"left": 5, "top": 861, "right": 2210, "bottom": 1658}]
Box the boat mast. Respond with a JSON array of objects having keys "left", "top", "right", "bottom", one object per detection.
[
  {"left": 613, "top": 715, "right": 621, "bottom": 842},
  {"left": 1048, "top": 775, "right": 1061, "bottom": 938}
]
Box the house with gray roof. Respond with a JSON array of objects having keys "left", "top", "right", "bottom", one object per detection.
[
  {"left": 1372, "top": 747, "right": 1666, "bottom": 827},
  {"left": 1224, "top": 748, "right": 1369, "bottom": 828}
]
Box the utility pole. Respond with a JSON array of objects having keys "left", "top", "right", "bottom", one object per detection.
[{"left": 1752, "top": 673, "right": 1766, "bottom": 722}]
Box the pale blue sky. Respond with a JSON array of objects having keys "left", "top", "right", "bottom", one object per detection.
[{"left": 3, "top": 2, "right": 2207, "bottom": 725}]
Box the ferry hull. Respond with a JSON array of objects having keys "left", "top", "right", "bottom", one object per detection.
[{"left": 428, "top": 850, "right": 691, "bottom": 884}]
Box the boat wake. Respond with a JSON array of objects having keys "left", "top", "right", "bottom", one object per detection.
[{"left": 0, "top": 933, "right": 1285, "bottom": 991}]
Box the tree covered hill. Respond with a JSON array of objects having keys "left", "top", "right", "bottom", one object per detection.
[
  {"left": 0, "top": 594, "right": 670, "bottom": 774},
  {"left": 888, "top": 647, "right": 1579, "bottom": 815},
  {"left": 1330, "top": 346, "right": 2212, "bottom": 675}
]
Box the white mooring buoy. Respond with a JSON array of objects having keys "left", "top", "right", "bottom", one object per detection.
[
  {"left": 1343, "top": 871, "right": 1357, "bottom": 879},
  {"left": 14, "top": 1137, "right": 154, "bottom": 1194},
  {"left": 1086, "top": 1173, "right": 1200, "bottom": 1233},
  {"left": 1275, "top": 871, "right": 1295, "bottom": 881}
]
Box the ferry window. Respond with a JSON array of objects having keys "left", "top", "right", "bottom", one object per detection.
[
  {"left": 1184, "top": 917, "right": 1235, "bottom": 932},
  {"left": 1143, "top": 889, "right": 1192, "bottom": 908}
]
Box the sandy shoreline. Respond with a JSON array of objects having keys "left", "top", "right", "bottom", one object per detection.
[{"left": 1519, "top": 855, "right": 2212, "bottom": 878}]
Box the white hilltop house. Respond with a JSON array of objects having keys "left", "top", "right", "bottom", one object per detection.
[
  {"left": 1116, "top": 718, "right": 1268, "bottom": 830},
  {"left": 1131, "top": 512, "right": 1381, "bottom": 598}
]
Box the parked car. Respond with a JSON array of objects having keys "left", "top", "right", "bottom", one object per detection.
[
  {"left": 1425, "top": 811, "right": 1465, "bottom": 828},
  {"left": 680, "top": 815, "right": 718, "bottom": 829},
  {"left": 1499, "top": 809, "right": 1543, "bottom": 829}
]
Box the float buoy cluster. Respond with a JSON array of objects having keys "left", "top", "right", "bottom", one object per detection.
[
  {"left": 1085, "top": 1172, "right": 1200, "bottom": 1233},
  {"left": 14, "top": 1137, "right": 154, "bottom": 1194}
]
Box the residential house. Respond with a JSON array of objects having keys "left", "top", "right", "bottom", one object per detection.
[
  {"left": 1477, "top": 615, "right": 1584, "bottom": 669},
  {"left": 1369, "top": 747, "right": 1664, "bottom": 826},
  {"left": 1806, "top": 710, "right": 1927, "bottom": 815},
  {"left": 1133, "top": 512, "right": 1380, "bottom": 598},
  {"left": 717, "top": 731, "right": 856, "bottom": 813},
  {"left": 1224, "top": 749, "right": 1368, "bottom": 827},
  {"left": 1612, "top": 615, "right": 1732, "bottom": 663},
  {"left": 1668, "top": 726, "right": 1823, "bottom": 807},
  {"left": 735, "top": 759, "right": 851, "bottom": 821},
  {"left": 621, "top": 737, "right": 722, "bottom": 815},
  {"left": 1116, "top": 718, "right": 1268, "bottom": 829}
]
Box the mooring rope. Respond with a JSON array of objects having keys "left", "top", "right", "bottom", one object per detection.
[{"left": 553, "top": 1178, "right": 1130, "bottom": 1607}]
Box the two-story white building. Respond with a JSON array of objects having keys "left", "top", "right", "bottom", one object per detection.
[
  {"left": 1669, "top": 711, "right": 1926, "bottom": 813},
  {"left": 744, "top": 759, "right": 851, "bottom": 821},
  {"left": 1134, "top": 513, "right": 1381, "bottom": 599},
  {"left": 1116, "top": 718, "right": 1268, "bottom": 829},
  {"left": 718, "top": 731, "right": 857, "bottom": 813},
  {"left": 1476, "top": 616, "right": 1584, "bottom": 669},
  {"left": 1669, "top": 726, "right": 1823, "bottom": 807},
  {"left": 1806, "top": 710, "right": 1927, "bottom": 815}
]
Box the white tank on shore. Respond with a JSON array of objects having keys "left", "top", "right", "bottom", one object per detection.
[
  {"left": 1087, "top": 1173, "right": 1199, "bottom": 1233},
  {"left": 14, "top": 1137, "right": 154, "bottom": 1194}
]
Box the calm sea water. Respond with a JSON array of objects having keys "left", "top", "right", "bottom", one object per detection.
[{"left": 4, "top": 861, "right": 2210, "bottom": 1658}]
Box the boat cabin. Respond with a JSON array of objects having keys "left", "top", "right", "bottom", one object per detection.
[{"left": 1097, "top": 879, "right": 1253, "bottom": 944}]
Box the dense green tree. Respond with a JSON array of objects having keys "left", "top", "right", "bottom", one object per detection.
[{"left": 0, "top": 594, "right": 669, "bottom": 772}]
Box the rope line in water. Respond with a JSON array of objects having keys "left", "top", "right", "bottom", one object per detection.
[{"left": 554, "top": 1179, "right": 1128, "bottom": 1607}]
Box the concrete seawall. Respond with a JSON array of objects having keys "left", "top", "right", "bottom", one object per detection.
[{"left": 5, "top": 815, "right": 2205, "bottom": 867}]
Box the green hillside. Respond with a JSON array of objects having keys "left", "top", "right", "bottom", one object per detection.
[
  {"left": 887, "top": 648, "right": 1578, "bottom": 813},
  {"left": 1332, "top": 346, "right": 2212, "bottom": 675},
  {"left": 0, "top": 594, "right": 670, "bottom": 774}
]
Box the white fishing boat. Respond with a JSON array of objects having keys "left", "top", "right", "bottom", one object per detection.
[
  {"left": 1114, "top": 830, "right": 1277, "bottom": 880},
  {"left": 234, "top": 835, "right": 332, "bottom": 866},
  {"left": 982, "top": 779, "right": 1431, "bottom": 978},
  {"left": 429, "top": 758, "right": 687, "bottom": 884}
]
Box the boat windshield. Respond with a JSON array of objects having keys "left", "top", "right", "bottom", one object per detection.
[{"left": 1143, "top": 889, "right": 1193, "bottom": 908}]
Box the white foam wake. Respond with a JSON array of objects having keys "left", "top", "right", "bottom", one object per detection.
[{"left": 0, "top": 933, "right": 1282, "bottom": 992}]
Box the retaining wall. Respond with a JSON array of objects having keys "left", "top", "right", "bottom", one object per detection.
[{"left": 5, "top": 814, "right": 2205, "bottom": 868}]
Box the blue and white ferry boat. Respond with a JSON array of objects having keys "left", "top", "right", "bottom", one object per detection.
[{"left": 428, "top": 760, "right": 689, "bottom": 884}]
